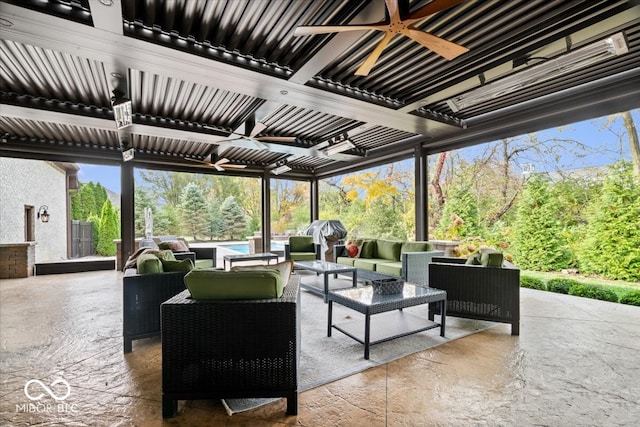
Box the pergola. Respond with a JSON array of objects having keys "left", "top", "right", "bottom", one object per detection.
[{"left": 1, "top": 0, "right": 639, "bottom": 266}]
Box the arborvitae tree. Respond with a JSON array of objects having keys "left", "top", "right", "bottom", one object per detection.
[
  {"left": 179, "top": 182, "right": 209, "bottom": 240},
  {"left": 81, "top": 182, "right": 98, "bottom": 218},
  {"left": 436, "top": 185, "right": 481, "bottom": 240},
  {"left": 207, "top": 199, "right": 224, "bottom": 240},
  {"left": 96, "top": 199, "right": 119, "bottom": 256},
  {"left": 220, "top": 196, "right": 247, "bottom": 240},
  {"left": 70, "top": 185, "right": 83, "bottom": 220},
  {"left": 513, "top": 175, "right": 571, "bottom": 271},
  {"left": 576, "top": 162, "right": 640, "bottom": 281},
  {"left": 86, "top": 212, "right": 101, "bottom": 253},
  {"left": 93, "top": 183, "right": 108, "bottom": 217}
]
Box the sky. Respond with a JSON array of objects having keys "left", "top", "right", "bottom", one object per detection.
[{"left": 77, "top": 109, "right": 638, "bottom": 194}]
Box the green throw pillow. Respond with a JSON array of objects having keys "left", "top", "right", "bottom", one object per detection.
[
  {"left": 480, "top": 249, "right": 504, "bottom": 267},
  {"left": 360, "top": 240, "right": 376, "bottom": 259},
  {"left": 465, "top": 252, "right": 482, "bottom": 265},
  {"left": 136, "top": 253, "right": 163, "bottom": 274},
  {"left": 155, "top": 249, "right": 176, "bottom": 261},
  {"left": 161, "top": 258, "right": 194, "bottom": 272}
]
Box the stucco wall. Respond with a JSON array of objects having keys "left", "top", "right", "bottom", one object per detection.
[{"left": 0, "top": 158, "right": 68, "bottom": 262}]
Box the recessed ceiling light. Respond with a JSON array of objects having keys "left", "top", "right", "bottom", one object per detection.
[
  {"left": 280, "top": 90, "right": 288, "bottom": 95},
  {"left": 111, "top": 72, "right": 123, "bottom": 78},
  {"left": 0, "top": 18, "right": 14, "bottom": 27},
  {"left": 99, "top": 0, "right": 114, "bottom": 6}
]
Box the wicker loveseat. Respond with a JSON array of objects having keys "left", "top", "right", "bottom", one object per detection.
[
  {"left": 161, "top": 274, "right": 300, "bottom": 418},
  {"left": 428, "top": 257, "right": 520, "bottom": 335},
  {"left": 334, "top": 239, "right": 443, "bottom": 285}
]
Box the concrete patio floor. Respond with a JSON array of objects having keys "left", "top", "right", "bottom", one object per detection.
[{"left": 1, "top": 270, "right": 638, "bottom": 426}]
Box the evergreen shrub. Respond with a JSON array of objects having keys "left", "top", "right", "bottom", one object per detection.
[
  {"left": 546, "top": 278, "right": 578, "bottom": 294},
  {"left": 619, "top": 290, "right": 640, "bottom": 306},
  {"left": 568, "top": 284, "right": 618, "bottom": 302},
  {"left": 520, "top": 276, "right": 545, "bottom": 290}
]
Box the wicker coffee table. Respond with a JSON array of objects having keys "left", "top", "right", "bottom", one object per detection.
[{"left": 327, "top": 284, "right": 446, "bottom": 359}]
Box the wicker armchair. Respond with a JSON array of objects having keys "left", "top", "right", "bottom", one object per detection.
[
  {"left": 161, "top": 275, "right": 301, "bottom": 418},
  {"left": 284, "top": 235, "right": 321, "bottom": 262},
  {"left": 428, "top": 257, "right": 520, "bottom": 335},
  {"left": 122, "top": 269, "right": 188, "bottom": 353}
]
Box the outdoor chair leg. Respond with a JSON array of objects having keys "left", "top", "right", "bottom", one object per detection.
[
  {"left": 286, "top": 392, "right": 298, "bottom": 415},
  {"left": 123, "top": 337, "right": 132, "bottom": 354},
  {"left": 511, "top": 322, "right": 520, "bottom": 336},
  {"left": 162, "top": 396, "right": 177, "bottom": 418}
]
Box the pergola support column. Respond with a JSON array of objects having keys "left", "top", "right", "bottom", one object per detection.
[
  {"left": 261, "top": 172, "right": 271, "bottom": 253},
  {"left": 120, "top": 161, "right": 135, "bottom": 269},
  {"left": 310, "top": 178, "right": 319, "bottom": 223},
  {"left": 414, "top": 143, "right": 428, "bottom": 241}
]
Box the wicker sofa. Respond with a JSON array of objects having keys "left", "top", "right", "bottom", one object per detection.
[
  {"left": 428, "top": 257, "right": 520, "bottom": 335},
  {"left": 334, "top": 239, "right": 443, "bottom": 285},
  {"left": 161, "top": 274, "right": 300, "bottom": 418}
]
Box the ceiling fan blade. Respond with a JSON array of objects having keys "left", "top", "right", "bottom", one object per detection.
[
  {"left": 385, "top": 0, "right": 400, "bottom": 23},
  {"left": 256, "top": 136, "right": 297, "bottom": 143},
  {"left": 401, "top": 27, "right": 468, "bottom": 60},
  {"left": 215, "top": 158, "right": 231, "bottom": 166},
  {"left": 294, "top": 24, "right": 386, "bottom": 37},
  {"left": 355, "top": 32, "right": 395, "bottom": 76},
  {"left": 214, "top": 164, "right": 225, "bottom": 172},
  {"left": 221, "top": 164, "right": 247, "bottom": 169},
  {"left": 405, "top": 0, "right": 466, "bottom": 23},
  {"left": 248, "top": 121, "right": 268, "bottom": 138}
]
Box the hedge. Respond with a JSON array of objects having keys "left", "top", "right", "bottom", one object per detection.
[
  {"left": 546, "top": 278, "right": 578, "bottom": 294},
  {"left": 619, "top": 290, "right": 640, "bottom": 306},
  {"left": 520, "top": 276, "right": 545, "bottom": 290},
  {"left": 568, "top": 284, "right": 618, "bottom": 302}
]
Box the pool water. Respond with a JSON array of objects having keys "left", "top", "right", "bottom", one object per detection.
[{"left": 217, "top": 242, "right": 285, "bottom": 254}]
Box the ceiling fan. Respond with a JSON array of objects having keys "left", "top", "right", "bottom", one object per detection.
[
  {"left": 294, "top": 0, "right": 469, "bottom": 76},
  {"left": 205, "top": 120, "right": 298, "bottom": 150},
  {"left": 187, "top": 155, "right": 247, "bottom": 172}
]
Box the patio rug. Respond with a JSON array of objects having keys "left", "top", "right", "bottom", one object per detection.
[{"left": 222, "top": 275, "right": 499, "bottom": 415}]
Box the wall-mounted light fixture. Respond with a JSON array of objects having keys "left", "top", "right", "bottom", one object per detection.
[
  {"left": 37, "top": 205, "right": 50, "bottom": 223},
  {"left": 111, "top": 90, "right": 133, "bottom": 129},
  {"left": 446, "top": 32, "right": 629, "bottom": 113}
]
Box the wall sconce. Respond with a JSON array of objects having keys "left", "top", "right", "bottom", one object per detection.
[
  {"left": 37, "top": 205, "right": 50, "bottom": 223},
  {"left": 111, "top": 90, "right": 133, "bottom": 129}
]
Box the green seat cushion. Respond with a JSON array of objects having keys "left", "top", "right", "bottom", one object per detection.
[
  {"left": 232, "top": 260, "right": 293, "bottom": 286},
  {"left": 354, "top": 258, "right": 386, "bottom": 271},
  {"left": 465, "top": 252, "right": 482, "bottom": 265},
  {"left": 136, "top": 253, "right": 163, "bottom": 274},
  {"left": 160, "top": 258, "right": 194, "bottom": 272},
  {"left": 481, "top": 249, "right": 504, "bottom": 267},
  {"left": 377, "top": 262, "right": 402, "bottom": 277},
  {"left": 290, "top": 252, "right": 318, "bottom": 261},
  {"left": 184, "top": 269, "right": 283, "bottom": 300},
  {"left": 360, "top": 240, "right": 377, "bottom": 259},
  {"left": 375, "top": 240, "right": 402, "bottom": 261},
  {"left": 401, "top": 241, "right": 432, "bottom": 253},
  {"left": 289, "top": 236, "right": 314, "bottom": 252},
  {"left": 336, "top": 257, "right": 356, "bottom": 267}
]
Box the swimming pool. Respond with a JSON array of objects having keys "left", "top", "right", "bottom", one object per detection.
[{"left": 216, "top": 242, "right": 285, "bottom": 254}]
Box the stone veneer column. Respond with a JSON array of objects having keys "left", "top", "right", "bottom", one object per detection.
[{"left": 0, "top": 243, "right": 36, "bottom": 278}]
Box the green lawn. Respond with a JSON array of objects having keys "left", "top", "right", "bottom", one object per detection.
[{"left": 522, "top": 270, "right": 640, "bottom": 299}]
